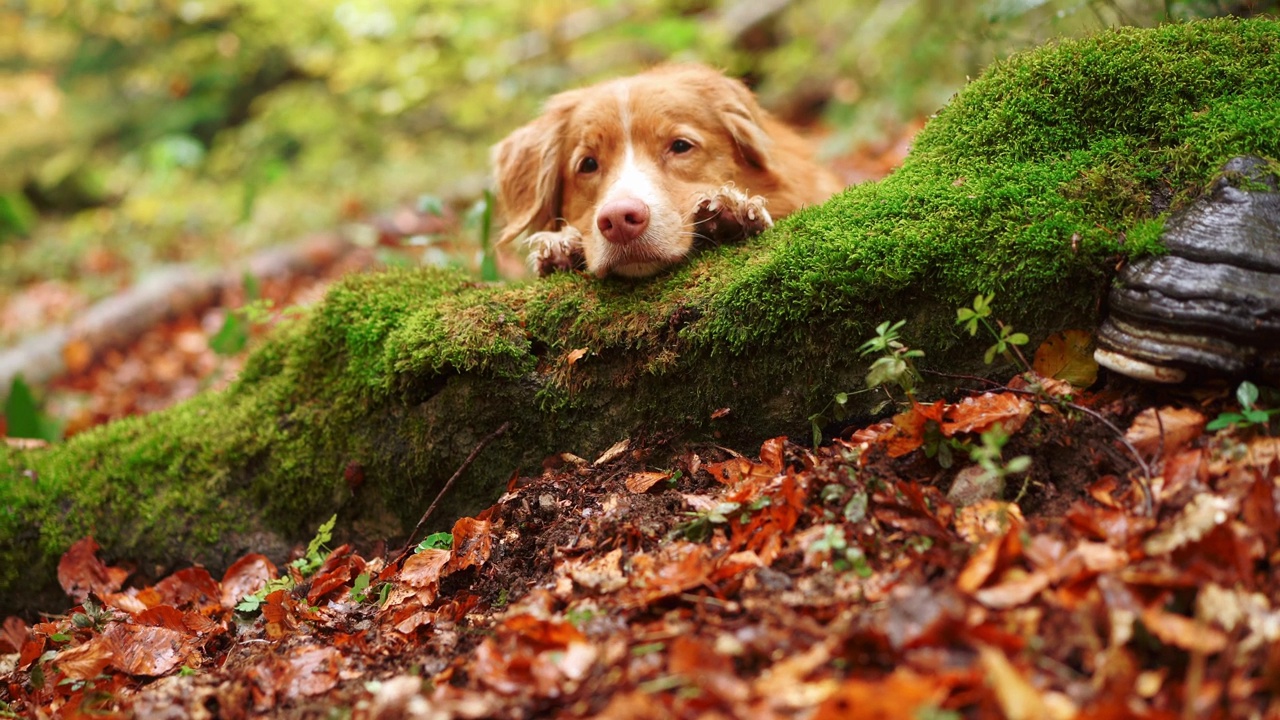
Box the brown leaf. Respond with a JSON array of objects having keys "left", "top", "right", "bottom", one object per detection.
[
  {"left": 54, "top": 635, "right": 115, "bottom": 680},
  {"left": 284, "top": 645, "right": 342, "bottom": 698},
  {"left": 135, "top": 605, "right": 186, "bottom": 631},
  {"left": 974, "top": 570, "right": 1051, "bottom": 609},
  {"left": 1124, "top": 406, "right": 1205, "bottom": 459},
  {"left": 565, "top": 347, "right": 587, "bottom": 366},
  {"left": 624, "top": 471, "right": 670, "bottom": 493},
  {"left": 813, "top": 669, "right": 945, "bottom": 720},
  {"left": 1140, "top": 607, "right": 1228, "bottom": 654},
  {"left": 976, "top": 643, "right": 1052, "bottom": 720},
  {"left": 0, "top": 616, "right": 28, "bottom": 654},
  {"left": 220, "top": 553, "right": 278, "bottom": 610},
  {"left": 1032, "top": 329, "right": 1098, "bottom": 387},
  {"left": 884, "top": 400, "right": 946, "bottom": 457},
  {"left": 1143, "top": 493, "right": 1236, "bottom": 556},
  {"left": 154, "top": 566, "right": 221, "bottom": 612},
  {"left": 57, "top": 537, "right": 128, "bottom": 602},
  {"left": 400, "top": 548, "right": 451, "bottom": 588},
  {"left": 941, "top": 392, "right": 1032, "bottom": 436},
  {"left": 445, "top": 517, "right": 492, "bottom": 573},
  {"left": 104, "top": 622, "right": 190, "bottom": 676}
]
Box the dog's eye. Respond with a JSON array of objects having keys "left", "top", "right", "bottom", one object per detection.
[
  {"left": 670, "top": 139, "right": 694, "bottom": 154},
  {"left": 577, "top": 157, "right": 599, "bottom": 174}
]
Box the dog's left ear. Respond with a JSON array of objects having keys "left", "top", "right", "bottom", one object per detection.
[
  {"left": 716, "top": 75, "right": 774, "bottom": 171},
  {"left": 491, "top": 93, "right": 577, "bottom": 246}
]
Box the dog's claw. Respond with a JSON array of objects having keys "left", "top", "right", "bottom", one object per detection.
[
  {"left": 691, "top": 184, "right": 773, "bottom": 244},
  {"left": 525, "top": 226, "right": 586, "bottom": 276}
]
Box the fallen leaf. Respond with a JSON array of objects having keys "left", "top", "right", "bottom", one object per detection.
[
  {"left": 976, "top": 643, "right": 1053, "bottom": 720},
  {"left": 220, "top": 553, "right": 277, "bottom": 610},
  {"left": 57, "top": 537, "right": 129, "bottom": 602},
  {"left": 1124, "top": 407, "right": 1205, "bottom": 459},
  {"left": 400, "top": 548, "right": 451, "bottom": 588},
  {"left": 54, "top": 635, "right": 115, "bottom": 680},
  {"left": 104, "top": 622, "right": 190, "bottom": 676},
  {"left": 1140, "top": 607, "right": 1228, "bottom": 655},
  {"left": 1143, "top": 493, "right": 1236, "bottom": 556},
  {"left": 284, "top": 645, "right": 342, "bottom": 698},
  {"left": 624, "top": 471, "right": 670, "bottom": 493},
  {"left": 445, "top": 517, "right": 492, "bottom": 573},
  {"left": 974, "top": 570, "right": 1051, "bottom": 609},
  {"left": 593, "top": 438, "right": 630, "bottom": 465},
  {"left": 566, "top": 347, "right": 587, "bottom": 366},
  {"left": 1032, "top": 330, "right": 1098, "bottom": 387},
  {"left": 0, "top": 616, "right": 27, "bottom": 654},
  {"left": 154, "top": 567, "right": 221, "bottom": 612},
  {"left": 813, "top": 669, "right": 944, "bottom": 720},
  {"left": 941, "top": 392, "right": 1032, "bottom": 436}
]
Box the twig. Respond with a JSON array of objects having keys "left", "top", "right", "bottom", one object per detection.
[{"left": 401, "top": 421, "right": 512, "bottom": 555}]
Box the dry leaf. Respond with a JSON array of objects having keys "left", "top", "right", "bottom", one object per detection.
[
  {"left": 1124, "top": 407, "right": 1205, "bottom": 458},
  {"left": 624, "top": 471, "right": 670, "bottom": 493},
  {"left": 976, "top": 643, "right": 1054, "bottom": 720},
  {"left": 1032, "top": 329, "right": 1098, "bottom": 388},
  {"left": 1143, "top": 493, "right": 1235, "bottom": 556}
]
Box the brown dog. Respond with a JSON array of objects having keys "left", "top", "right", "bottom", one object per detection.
[{"left": 492, "top": 64, "right": 843, "bottom": 278}]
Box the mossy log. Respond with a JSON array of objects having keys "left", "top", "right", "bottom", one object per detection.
[{"left": 3, "top": 18, "right": 1279, "bottom": 617}]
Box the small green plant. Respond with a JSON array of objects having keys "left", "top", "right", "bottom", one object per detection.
[
  {"left": 415, "top": 531, "right": 453, "bottom": 553},
  {"left": 968, "top": 425, "right": 1033, "bottom": 500},
  {"left": 349, "top": 572, "right": 372, "bottom": 603},
  {"left": 3, "top": 375, "right": 62, "bottom": 442},
  {"left": 956, "top": 293, "right": 1030, "bottom": 367},
  {"left": 669, "top": 501, "right": 743, "bottom": 543},
  {"left": 859, "top": 319, "right": 925, "bottom": 395},
  {"left": 210, "top": 274, "right": 268, "bottom": 356},
  {"left": 806, "top": 525, "right": 873, "bottom": 577},
  {"left": 70, "top": 598, "right": 113, "bottom": 632},
  {"left": 236, "top": 514, "right": 336, "bottom": 613},
  {"left": 468, "top": 190, "right": 499, "bottom": 282},
  {"left": 1207, "top": 381, "right": 1278, "bottom": 433}
]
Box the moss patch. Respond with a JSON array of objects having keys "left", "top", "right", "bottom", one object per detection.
[{"left": 2, "top": 18, "right": 1278, "bottom": 616}]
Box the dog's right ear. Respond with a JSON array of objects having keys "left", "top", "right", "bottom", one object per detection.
[{"left": 491, "top": 97, "right": 574, "bottom": 246}]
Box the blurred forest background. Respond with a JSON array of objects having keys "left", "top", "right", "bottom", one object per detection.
[{"left": 1, "top": 0, "right": 1276, "bottom": 346}]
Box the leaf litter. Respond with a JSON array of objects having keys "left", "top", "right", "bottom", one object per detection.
[{"left": 3, "top": 371, "right": 1280, "bottom": 718}]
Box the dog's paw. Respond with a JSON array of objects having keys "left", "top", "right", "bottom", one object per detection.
[
  {"left": 525, "top": 226, "right": 586, "bottom": 277},
  {"left": 691, "top": 184, "right": 774, "bottom": 243}
]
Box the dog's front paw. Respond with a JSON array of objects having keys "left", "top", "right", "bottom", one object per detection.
[
  {"left": 525, "top": 226, "right": 586, "bottom": 277},
  {"left": 691, "top": 184, "right": 774, "bottom": 244}
]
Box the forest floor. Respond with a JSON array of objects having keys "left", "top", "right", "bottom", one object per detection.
[{"left": 3, "top": 125, "right": 1280, "bottom": 719}]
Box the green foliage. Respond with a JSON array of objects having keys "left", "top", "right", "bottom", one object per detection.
[
  {"left": 968, "top": 425, "right": 1034, "bottom": 499},
  {"left": 956, "top": 294, "right": 1030, "bottom": 367},
  {"left": 415, "top": 531, "right": 453, "bottom": 553},
  {"left": 859, "top": 319, "right": 925, "bottom": 395},
  {"left": 349, "top": 572, "right": 372, "bottom": 603},
  {"left": 1206, "top": 381, "right": 1279, "bottom": 433},
  {"left": 4, "top": 376, "right": 62, "bottom": 442},
  {"left": 235, "top": 514, "right": 335, "bottom": 613}
]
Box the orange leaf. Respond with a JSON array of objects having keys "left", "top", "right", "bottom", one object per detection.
[
  {"left": 54, "top": 635, "right": 115, "bottom": 680},
  {"left": 104, "top": 623, "right": 190, "bottom": 676},
  {"left": 400, "top": 548, "right": 451, "bottom": 589},
  {"left": 884, "top": 400, "right": 946, "bottom": 457},
  {"left": 1032, "top": 329, "right": 1098, "bottom": 387},
  {"left": 940, "top": 392, "right": 1032, "bottom": 436},
  {"left": 1124, "top": 406, "right": 1205, "bottom": 459},
  {"left": 284, "top": 645, "right": 342, "bottom": 698},
  {"left": 1139, "top": 607, "right": 1228, "bottom": 654},
  {"left": 57, "top": 537, "right": 129, "bottom": 603},
  {"left": 445, "top": 517, "right": 493, "bottom": 573},
  {"left": 154, "top": 567, "right": 221, "bottom": 612},
  {"left": 220, "top": 553, "right": 278, "bottom": 610},
  {"left": 624, "top": 471, "right": 670, "bottom": 493}
]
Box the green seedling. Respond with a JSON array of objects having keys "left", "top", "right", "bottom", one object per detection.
[
  {"left": 236, "top": 514, "right": 336, "bottom": 613},
  {"left": 956, "top": 293, "right": 1030, "bottom": 368},
  {"left": 415, "top": 531, "right": 453, "bottom": 553},
  {"left": 1207, "top": 381, "right": 1278, "bottom": 433}
]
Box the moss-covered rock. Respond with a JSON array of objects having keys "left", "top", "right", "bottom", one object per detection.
[{"left": 3, "top": 18, "right": 1279, "bottom": 616}]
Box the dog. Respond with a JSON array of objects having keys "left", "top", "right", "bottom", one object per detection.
[{"left": 492, "top": 64, "right": 844, "bottom": 278}]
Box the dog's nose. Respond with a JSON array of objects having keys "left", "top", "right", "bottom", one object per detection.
[{"left": 597, "top": 199, "right": 650, "bottom": 244}]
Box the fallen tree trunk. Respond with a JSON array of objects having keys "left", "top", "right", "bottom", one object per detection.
[{"left": 3, "top": 18, "right": 1278, "bottom": 617}]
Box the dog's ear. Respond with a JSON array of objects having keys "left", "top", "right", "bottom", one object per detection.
[
  {"left": 491, "top": 96, "right": 574, "bottom": 245},
  {"left": 715, "top": 75, "right": 774, "bottom": 171}
]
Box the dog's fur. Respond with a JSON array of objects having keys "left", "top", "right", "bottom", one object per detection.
[{"left": 492, "top": 64, "right": 843, "bottom": 278}]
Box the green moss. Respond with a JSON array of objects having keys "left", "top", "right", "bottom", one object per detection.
[{"left": 3, "top": 18, "right": 1279, "bottom": 616}]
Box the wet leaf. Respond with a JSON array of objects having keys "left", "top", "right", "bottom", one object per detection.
[
  {"left": 53, "top": 635, "right": 114, "bottom": 680},
  {"left": 220, "top": 553, "right": 277, "bottom": 610},
  {"left": 1124, "top": 406, "right": 1205, "bottom": 458},
  {"left": 57, "top": 537, "right": 129, "bottom": 602},
  {"left": 104, "top": 623, "right": 189, "bottom": 676},
  {"left": 624, "top": 471, "right": 670, "bottom": 493}
]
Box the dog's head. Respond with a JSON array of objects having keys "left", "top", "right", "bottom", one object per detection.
[{"left": 492, "top": 64, "right": 782, "bottom": 278}]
